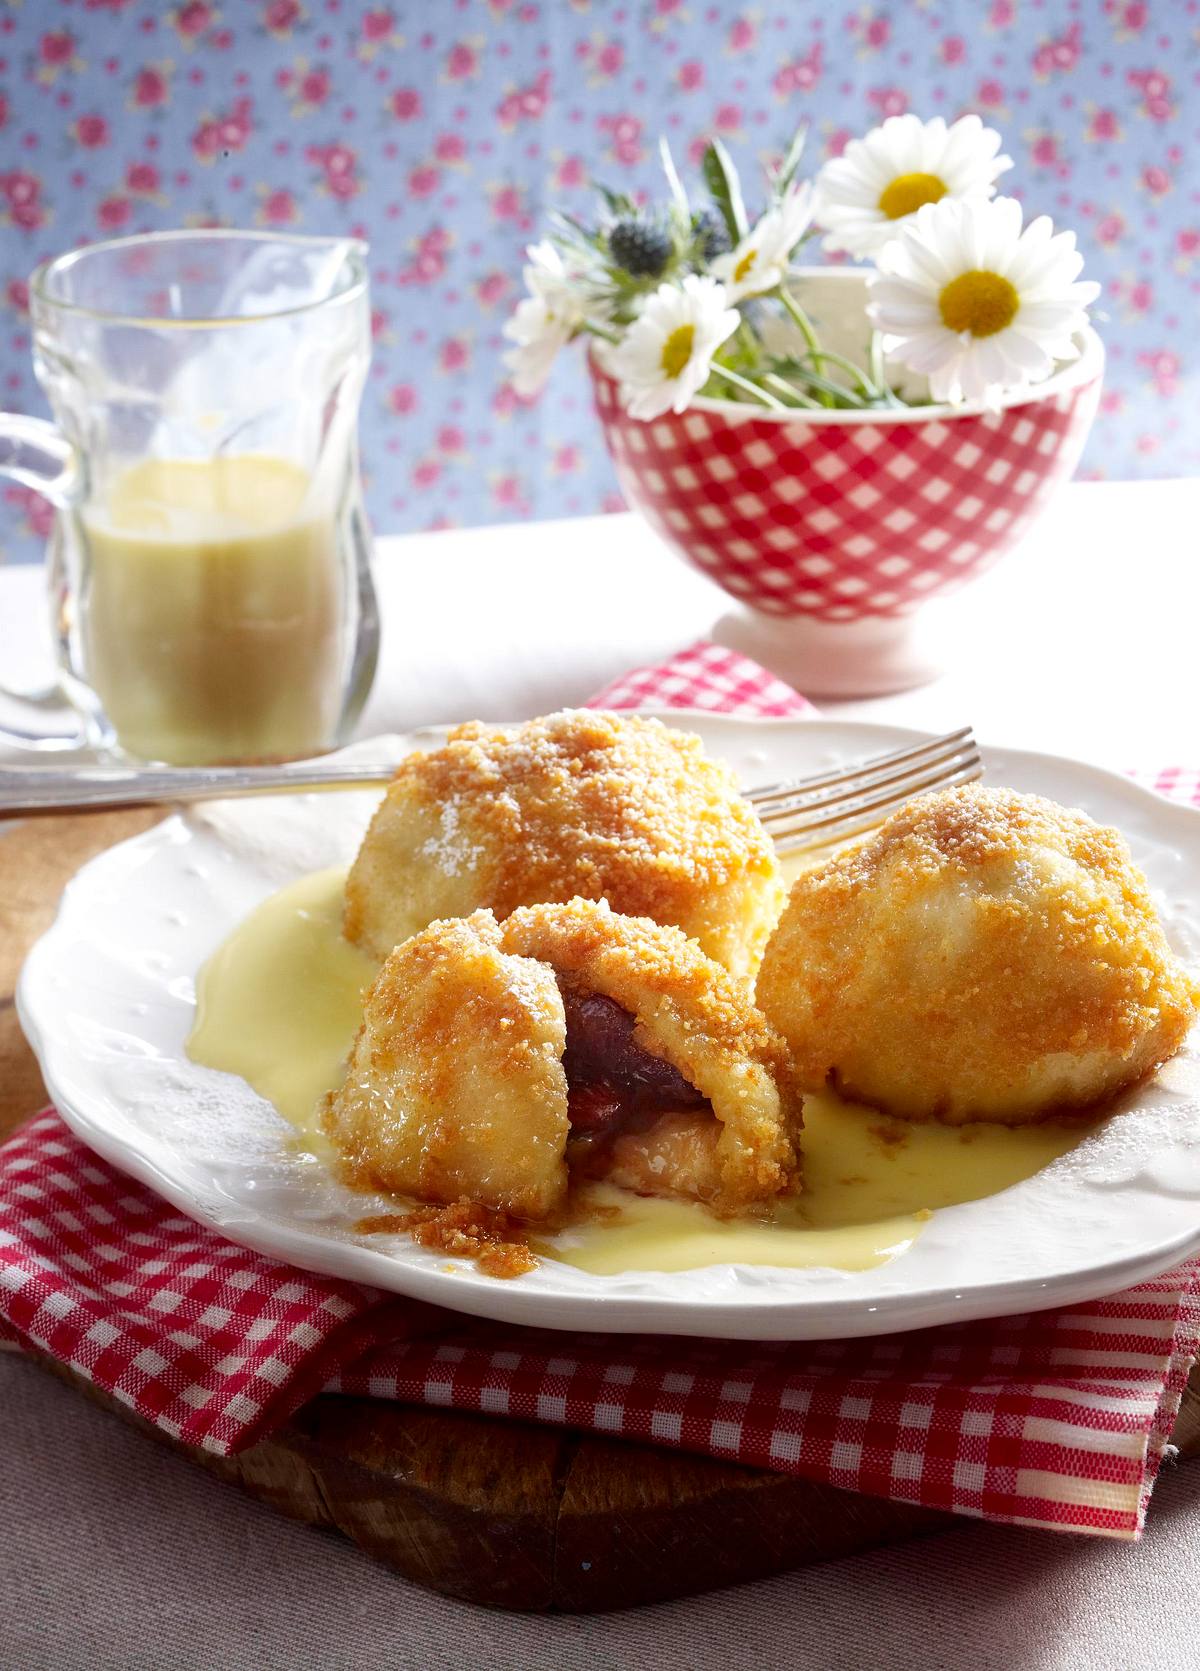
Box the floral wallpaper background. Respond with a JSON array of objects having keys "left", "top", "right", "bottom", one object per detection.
[{"left": 0, "top": 0, "right": 1196, "bottom": 561}]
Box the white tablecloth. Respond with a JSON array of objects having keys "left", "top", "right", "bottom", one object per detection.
[{"left": 4, "top": 478, "right": 1200, "bottom": 1667}]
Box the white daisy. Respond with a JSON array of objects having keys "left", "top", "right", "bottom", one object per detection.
[
  {"left": 605, "top": 275, "right": 740, "bottom": 420},
  {"left": 711, "top": 180, "right": 814, "bottom": 301},
  {"left": 866, "top": 195, "right": 1101, "bottom": 405},
  {"left": 502, "top": 241, "right": 590, "bottom": 397},
  {"left": 814, "top": 114, "right": 1012, "bottom": 260}
]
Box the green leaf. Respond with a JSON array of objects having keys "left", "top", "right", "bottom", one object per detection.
[
  {"left": 658, "top": 136, "right": 690, "bottom": 219},
  {"left": 701, "top": 138, "right": 748, "bottom": 244},
  {"left": 774, "top": 122, "right": 809, "bottom": 198},
  {"left": 592, "top": 179, "right": 637, "bottom": 219}
]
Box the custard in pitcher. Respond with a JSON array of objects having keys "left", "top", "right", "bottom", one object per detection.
[{"left": 82, "top": 454, "right": 343, "bottom": 766}]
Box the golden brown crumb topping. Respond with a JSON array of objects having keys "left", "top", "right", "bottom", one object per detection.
[
  {"left": 757, "top": 783, "right": 1199, "bottom": 1124},
  {"left": 358, "top": 1202, "right": 537, "bottom": 1278},
  {"left": 343, "top": 708, "right": 781, "bottom": 977}
]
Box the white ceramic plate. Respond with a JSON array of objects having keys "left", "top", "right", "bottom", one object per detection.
[{"left": 17, "top": 716, "right": 1200, "bottom": 1340}]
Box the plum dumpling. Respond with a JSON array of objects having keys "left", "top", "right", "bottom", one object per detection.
[
  {"left": 343, "top": 709, "right": 782, "bottom": 979},
  {"left": 322, "top": 897, "right": 801, "bottom": 1220},
  {"left": 756, "top": 784, "right": 1198, "bottom": 1125}
]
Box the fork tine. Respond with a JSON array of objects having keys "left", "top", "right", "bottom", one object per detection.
[
  {"left": 755, "top": 729, "right": 979, "bottom": 821},
  {"left": 748, "top": 725, "right": 975, "bottom": 807},
  {"left": 768, "top": 755, "right": 984, "bottom": 853}
]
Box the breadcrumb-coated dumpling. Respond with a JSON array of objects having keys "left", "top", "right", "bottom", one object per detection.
[
  {"left": 343, "top": 709, "right": 782, "bottom": 979},
  {"left": 498, "top": 898, "right": 800, "bottom": 1208},
  {"left": 322, "top": 911, "right": 571, "bottom": 1219},
  {"left": 756, "top": 784, "right": 1199, "bottom": 1125},
  {"left": 323, "top": 898, "right": 801, "bottom": 1220}
]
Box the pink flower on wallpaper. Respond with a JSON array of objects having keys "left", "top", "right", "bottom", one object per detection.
[
  {"left": 308, "top": 142, "right": 361, "bottom": 200},
  {"left": 1175, "top": 228, "right": 1200, "bottom": 269},
  {"left": 388, "top": 382, "right": 418, "bottom": 415},
  {"left": 389, "top": 87, "right": 422, "bottom": 122},
  {"left": 256, "top": 185, "right": 300, "bottom": 225},
  {"left": 598, "top": 113, "right": 645, "bottom": 166},
  {"left": 126, "top": 161, "right": 164, "bottom": 199},
  {"left": 5, "top": 278, "right": 29, "bottom": 315},
  {"left": 551, "top": 443, "right": 582, "bottom": 475},
  {"left": 473, "top": 270, "right": 512, "bottom": 310},
  {"left": 486, "top": 181, "right": 529, "bottom": 226},
  {"left": 96, "top": 192, "right": 132, "bottom": 231},
  {"left": 36, "top": 31, "right": 84, "bottom": 86},
  {"left": 1110, "top": 274, "right": 1153, "bottom": 316},
  {"left": 867, "top": 86, "right": 908, "bottom": 119},
  {"left": 987, "top": 0, "right": 1016, "bottom": 28},
  {"left": 444, "top": 38, "right": 484, "bottom": 83},
  {"left": 940, "top": 36, "right": 966, "bottom": 66},
  {"left": 1137, "top": 349, "right": 1179, "bottom": 396},
  {"left": 676, "top": 58, "right": 704, "bottom": 92},
  {"left": 370, "top": 307, "right": 392, "bottom": 342},
  {"left": 434, "top": 132, "right": 467, "bottom": 167},
  {"left": 1032, "top": 22, "right": 1082, "bottom": 81},
  {"left": 72, "top": 113, "right": 111, "bottom": 149},
  {"left": 1, "top": 171, "right": 47, "bottom": 232},
  {"left": 193, "top": 100, "right": 254, "bottom": 163},
  {"left": 3, "top": 484, "right": 54, "bottom": 541},
  {"left": 412, "top": 456, "right": 442, "bottom": 489},
  {"left": 130, "top": 64, "right": 173, "bottom": 111},
  {"left": 1026, "top": 130, "right": 1063, "bottom": 171},
  {"left": 1141, "top": 164, "right": 1171, "bottom": 199},
  {"left": 726, "top": 16, "right": 756, "bottom": 54},
  {"left": 1106, "top": 1, "right": 1148, "bottom": 41},
  {"left": 578, "top": 34, "right": 625, "bottom": 86},
  {"left": 491, "top": 383, "right": 521, "bottom": 418},
  {"left": 773, "top": 44, "right": 822, "bottom": 98},
  {"left": 1085, "top": 106, "right": 1122, "bottom": 143},
  {"left": 407, "top": 162, "right": 440, "bottom": 199},
  {"left": 261, "top": 0, "right": 304, "bottom": 39},
  {"left": 550, "top": 154, "right": 586, "bottom": 191},
  {"left": 1093, "top": 211, "right": 1125, "bottom": 248},
  {"left": 646, "top": 0, "right": 687, "bottom": 34},
  {"left": 357, "top": 8, "right": 401, "bottom": 59},
  {"left": 975, "top": 79, "right": 1008, "bottom": 115},
  {"left": 848, "top": 9, "right": 891, "bottom": 57},
  {"left": 490, "top": 472, "right": 529, "bottom": 515},
  {"left": 437, "top": 424, "right": 466, "bottom": 455},
  {"left": 168, "top": 2, "right": 219, "bottom": 46},
  {"left": 285, "top": 62, "right": 332, "bottom": 116},
  {"left": 1127, "top": 69, "right": 1174, "bottom": 124},
  {"left": 398, "top": 225, "right": 452, "bottom": 286},
  {"left": 0, "top": 95, "right": 7, "bottom": 133},
  {"left": 497, "top": 70, "right": 551, "bottom": 129},
  {"left": 821, "top": 125, "right": 853, "bottom": 161},
  {"left": 439, "top": 335, "right": 471, "bottom": 374}
]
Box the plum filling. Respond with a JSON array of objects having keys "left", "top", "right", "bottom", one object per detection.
[{"left": 557, "top": 982, "right": 711, "bottom": 1140}]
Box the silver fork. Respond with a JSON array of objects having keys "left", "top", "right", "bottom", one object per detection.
[
  {"left": 747, "top": 725, "right": 982, "bottom": 853},
  {"left": 0, "top": 725, "right": 982, "bottom": 851}
]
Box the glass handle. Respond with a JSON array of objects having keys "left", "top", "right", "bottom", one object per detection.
[{"left": 0, "top": 412, "right": 90, "bottom": 753}]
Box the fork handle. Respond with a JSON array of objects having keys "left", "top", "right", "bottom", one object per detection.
[{"left": 0, "top": 757, "right": 397, "bottom": 815}]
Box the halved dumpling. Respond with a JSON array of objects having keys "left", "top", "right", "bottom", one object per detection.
[
  {"left": 322, "top": 898, "right": 801, "bottom": 1219},
  {"left": 343, "top": 708, "right": 783, "bottom": 979}
]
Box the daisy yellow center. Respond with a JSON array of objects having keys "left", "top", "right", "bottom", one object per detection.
[
  {"left": 878, "top": 172, "right": 948, "bottom": 220},
  {"left": 938, "top": 270, "right": 1020, "bottom": 338},
  {"left": 733, "top": 247, "right": 759, "bottom": 283},
  {"left": 660, "top": 323, "right": 695, "bottom": 378}
]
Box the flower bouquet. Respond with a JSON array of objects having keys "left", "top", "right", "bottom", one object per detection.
[{"left": 504, "top": 116, "right": 1105, "bottom": 696}]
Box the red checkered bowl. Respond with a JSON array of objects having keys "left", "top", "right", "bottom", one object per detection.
[{"left": 590, "top": 267, "right": 1103, "bottom": 695}]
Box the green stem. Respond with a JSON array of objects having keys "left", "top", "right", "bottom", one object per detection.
[
  {"left": 708, "top": 363, "right": 787, "bottom": 409},
  {"left": 581, "top": 318, "right": 621, "bottom": 345},
  {"left": 869, "top": 331, "right": 904, "bottom": 407},
  {"left": 759, "top": 371, "right": 821, "bottom": 409},
  {"left": 777, "top": 285, "right": 834, "bottom": 407}
]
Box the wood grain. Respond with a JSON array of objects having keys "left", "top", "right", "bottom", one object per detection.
[{"left": 3, "top": 807, "right": 1198, "bottom": 1612}]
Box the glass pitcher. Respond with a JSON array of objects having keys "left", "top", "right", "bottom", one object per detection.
[{"left": 0, "top": 230, "right": 378, "bottom": 766}]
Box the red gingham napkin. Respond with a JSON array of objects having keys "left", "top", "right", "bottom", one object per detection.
[{"left": 2, "top": 642, "right": 1198, "bottom": 1540}]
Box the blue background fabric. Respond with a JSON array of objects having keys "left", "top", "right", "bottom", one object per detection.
[{"left": 0, "top": 0, "right": 1194, "bottom": 561}]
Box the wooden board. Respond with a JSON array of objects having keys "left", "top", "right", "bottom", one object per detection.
[{"left": 3, "top": 807, "right": 1199, "bottom": 1613}]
